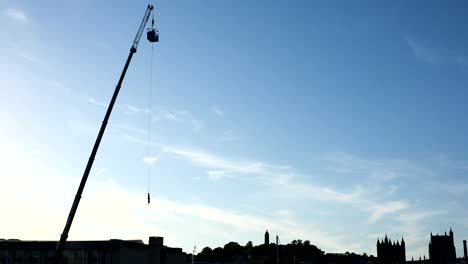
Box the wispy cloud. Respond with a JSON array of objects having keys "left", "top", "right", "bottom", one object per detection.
[
  {"left": 367, "top": 200, "right": 408, "bottom": 223},
  {"left": 153, "top": 109, "right": 203, "bottom": 132},
  {"left": 0, "top": 139, "right": 352, "bottom": 253},
  {"left": 323, "top": 152, "right": 433, "bottom": 183},
  {"left": 218, "top": 129, "right": 239, "bottom": 142},
  {"left": 109, "top": 124, "right": 148, "bottom": 135},
  {"left": 163, "top": 147, "right": 363, "bottom": 204},
  {"left": 16, "top": 50, "right": 49, "bottom": 69},
  {"left": 121, "top": 104, "right": 148, "bottom": 115},
  {"left": 212, "top": 105, "right": 224, "bottom": 118},
  {"left": 48, "top": 80, "right": 70, "bottom": 93},
  {"left": 426, "top": 181, "right": 468, "bottom": 196},
  {"left": 390, "top": 210, "right": 447, "bottom": 258},
  {"left": 83, "top": 97, "right": 203, "bottom": 132},
  {"left": 404, "top": 36, "right": 468, "bottom": 71},
  {"left": 143, "top": 156, "right": 158, "bottom": 164},
  {"left": 5, "top": 8, "right": 28, "bottom": 23},
  {"left": 405, "top": 37, "right": 439, "bottom": 64},
  {"left": 87, "top": 97, "right": 107, "bottom": 107},
  {"left": 436, "top": 153, "right": 468, "bottom": 170},
  {"left": 163, "top": 147, "right": 432, "bottom": 224},
  {"left": 163, "top": 146, "right": 291, "bottom": 180},
  {"left": 93, "top": 168, "right": 106, "bottom": 178}
]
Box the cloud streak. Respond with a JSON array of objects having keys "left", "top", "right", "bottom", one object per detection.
[
  {"left": 162, "top": 146, "right": 409, "bottom": 222},
  {"left": 367, "top": 201, "right": 408, "bottom": 223},
  {"left": 404, "top": 36, "right": 468, "bottom": 71},
  {"left": 218, "top": 129, "right": 239, "bottom": 142},
  {"left": 405, "top": 37, "right": 439, "bottom": 64},
  {"left": 212, "top": 105, "right": 224, "bottom": 118},
  {"left": 0, "top": 139, "right": 351, "bottom": 253},
  {"left": 83, "top": 97, "right": 203, "bottom": 132},
  {"left": 153, "top": 109, "right": 203, "bottom": 132},
  {"left": 5, "top": 8, "right": 28, "bottom": 23},
  {"left": 87, "top": 97, "right": 107, "bottom": 107},
  {"left": 143, "top": 156, "right": 158, "bottom": 164}
]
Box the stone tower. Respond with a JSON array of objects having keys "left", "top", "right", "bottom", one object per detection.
[{"left": 265, "top": 230, "right": 270, "bottom": 246}]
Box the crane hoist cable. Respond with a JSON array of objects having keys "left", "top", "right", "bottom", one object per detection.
[
  {"left": 147, "top": 7, "right": 156, "bottom": 206},
  {"left": 147, "top": 44, "right": 154, "bottom": 206}
]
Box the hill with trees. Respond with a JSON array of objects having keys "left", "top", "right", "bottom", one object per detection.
[{"left": 189, "top": 239, "right": 376, "bottom": 264}]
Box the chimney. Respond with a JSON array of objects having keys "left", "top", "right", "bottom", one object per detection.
[
  {"left": 149, "top": 236, "right": 164, "bottom": 247},
  {"left": 463, "top": 240, "right": 467, "bottom": 260}
]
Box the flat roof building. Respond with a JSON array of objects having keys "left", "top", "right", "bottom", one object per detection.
[{"left": 0, "top": 236, "right": 186, "bottom": 264}]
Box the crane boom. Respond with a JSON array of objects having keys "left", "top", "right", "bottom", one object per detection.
[
  {"left": 133, "top": 5, "right": 154, "bottom": 52},
  {"left": 53, "top": 5, "right": 155, "bottom": 263}
]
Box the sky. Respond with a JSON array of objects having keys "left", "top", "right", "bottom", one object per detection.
[{"left": 1, "top": 0, "right": 468, "bottom": 260}]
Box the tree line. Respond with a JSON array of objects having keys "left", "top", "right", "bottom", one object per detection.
[{"left": 188, "top": 239, "right": 378, "bottom": 264}]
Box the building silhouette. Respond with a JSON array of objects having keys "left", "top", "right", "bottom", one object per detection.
[
  {"left": 429, "top": 228, "right": 457, "bottom": 264},
  {"left": 377, "top": 235, "right": 406, "bottom": 263},
  {"left": 464, "top": 240, "right": 467, "bottom": 261},
  {"left": 0, "top": 236, "right": 185, "bottom": 264},
  {"left": 264, "top": 230, "right": 269, "bottom": 246}
]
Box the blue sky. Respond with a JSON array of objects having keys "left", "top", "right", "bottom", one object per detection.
[{"left": 1, "top": 0, "right": 468, "bottom": 260}]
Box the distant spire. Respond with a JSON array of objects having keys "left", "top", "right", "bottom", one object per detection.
[
  {"left": 401, "top": 237, "right": 405, "bottom": 245},
  {"left": 450, "top": 227, "right": 453, "bottom": 236},
  {"left": 385, "top": 234, "right": 388, "bottom": 243}
]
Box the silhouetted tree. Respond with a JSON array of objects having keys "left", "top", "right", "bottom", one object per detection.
[
  {"left": 198, "top": 247, "right": 213, "bottom": 261},
  {"left": 212, "top": 247, "right": 223, "bottom": 261}
]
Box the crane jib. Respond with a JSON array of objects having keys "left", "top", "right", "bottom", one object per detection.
[{"left": 132, "top": 5, "right": 154, "bottom": 52}]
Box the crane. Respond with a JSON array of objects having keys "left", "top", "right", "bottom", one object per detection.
[{"left": 53, "top": 5, "right": 159, "bottom": 263}]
